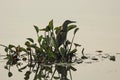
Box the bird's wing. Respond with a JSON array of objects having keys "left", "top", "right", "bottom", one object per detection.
[{"left": 56, "top": 31, "right": 66, "bottom": 47}]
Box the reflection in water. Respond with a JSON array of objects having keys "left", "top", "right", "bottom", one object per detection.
[{"left": 0, "top": 52, "right": 117, "bottom": 80}]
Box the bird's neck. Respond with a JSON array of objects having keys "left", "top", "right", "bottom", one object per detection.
[{"left": 61, "top": 24, "right": 67, "bottom": 31}]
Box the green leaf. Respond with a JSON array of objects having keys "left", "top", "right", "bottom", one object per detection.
[
  {"left": 34, "top": 25, "right": 39, "bottom": 33},
  {"left": 38, "top": 35, "right": 43, "bottom": 43},
  {"left": 5, "top": 47, "right": 8, "bottom": 52},
  {"left": 19, "top": 47, "right": 27, "bottom": 52},
  {"left": 69, "top": 49, "right": 77, "bottom": 54},
  {"left": 8, "top": 44, "right": 15, "bottom": 49},
  {"left": 46, "top": 26, "right": 51, "bottom": 32},
  {"left": 40, "top": 26, "right": 50, "bottom": 32},
  {"left": 30, "top": 44, "right": 37, "bottom": 48},
  {"left": 47, "top": 50, "right": 55, "bottom": 58},
  {"left": 67, "top": 25, "right": 77, "bottom": 32},
  {"left": 60, "top": 47, "right": 67, "bottom": 55},
  {"left": 8, "top": 72, "right": 13, "bottom": 77},
  {"left": 74, "top": 28, "right": 79, "bottom": 35},
  {"left": 40, "top": 20, "right": 53, "bottom": 32},
  {"left": 52, "top": 37, "right": 57, "bottom": 48},
  {"left": 54, "top": 26, "right": 61, "bottom": 34},
  {"left": 49, "top": 19, "right": 53, "bottom": 30},
  {"left": 39, "top": 28, "right": 46, "bottom": 31},
  {"left": 25, "top": 41, "right": 30, "bottom": 47},
  {"left": 27, "top": 38, "right": 34, "bottom": 43},
  {"left": 66, "top": 40, "right": 71, "bottom": 45}
]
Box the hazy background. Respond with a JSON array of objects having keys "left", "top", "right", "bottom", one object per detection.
[
  {"left": 0, "top": 0, "right": 120, "bottom": 53},
  {"left": 0, "top": 0, "right": 120, "bottom": 80}
]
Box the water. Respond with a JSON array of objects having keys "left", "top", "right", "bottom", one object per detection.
[{"left": 0, "top": 53, "right": 120, "bottom": 80}]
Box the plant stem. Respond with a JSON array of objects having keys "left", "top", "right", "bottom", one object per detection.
[{"left": 68, "top": 34, "right": 75, "bottom": 54}]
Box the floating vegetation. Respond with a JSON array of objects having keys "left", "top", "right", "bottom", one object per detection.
[
  {"left": 81, "top": 48, "right": 88, "bottom": 59},
  {"left": 116, "top": 53, "right": 120, "bottom": 55},
  {"left": 91, "top": 57, "right": 98, "bottom": 61},
  {"left": 109, "top": 56, "right": 116, "bottom": 61},
  {"left": 96, "top": 50, "right": 103, "bottom": 53}
]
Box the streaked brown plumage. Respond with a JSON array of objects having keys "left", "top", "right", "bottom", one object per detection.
[
  {"left": 55, "top": 20, "right": 76, "bottom": 62},
  {"left": 56, "top": 20, "right": 76, "bottom": 47}
]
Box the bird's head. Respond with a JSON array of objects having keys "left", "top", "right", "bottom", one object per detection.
[
  {"left": 63, "top": 20, "right": 76, "bottom": 27},
  {"left": 62, "top": 20, "right": 76, "bottom": 31}
]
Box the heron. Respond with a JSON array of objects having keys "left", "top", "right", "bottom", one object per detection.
[{"left": 56, "top": 20, "right": 76, "bottom": 48}]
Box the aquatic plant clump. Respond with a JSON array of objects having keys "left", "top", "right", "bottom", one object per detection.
[
  {"left": 1, "top": 20, "right": 81, "bottom": 80},
  {"left": 0, "top": 20, "right": 116, "bottom": 80}
]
